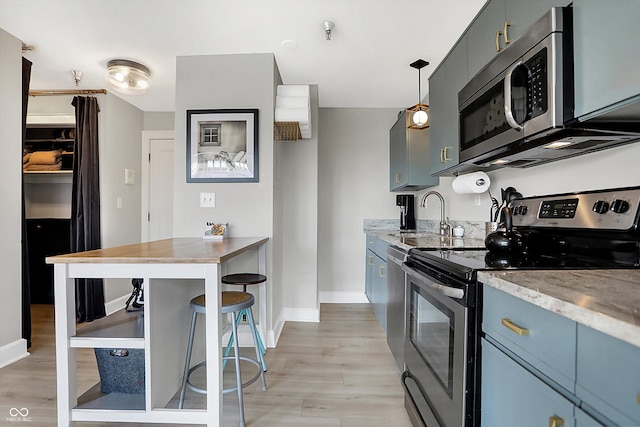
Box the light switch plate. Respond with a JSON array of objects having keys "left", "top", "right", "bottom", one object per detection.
[
  {"left": 125, "top": 168, "right": 135, "bottom": 185},
  {"left": 200, "top": 192, "right": 215, "bottom": 208}
]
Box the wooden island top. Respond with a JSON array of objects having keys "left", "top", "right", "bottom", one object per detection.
[{"left": 46, "top": 237, "right": 269, "bottom": 264}]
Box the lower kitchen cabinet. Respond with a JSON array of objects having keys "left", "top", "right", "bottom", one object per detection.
[
  {"left": 575, "top": 324, "right": 640, "bottom": 426},
  {"left": 482, "top": 284, "right": 640, "bottom": 426},
  {"left": 365, "top": 235, "right": 389, "bottom": 331},
  {"left": 481, "top": 338, "right": 576, "bottom": 427}
]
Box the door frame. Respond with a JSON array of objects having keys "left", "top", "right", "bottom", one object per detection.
[{"left": 141, "top": 130, "right": 174, "bottom": 242}]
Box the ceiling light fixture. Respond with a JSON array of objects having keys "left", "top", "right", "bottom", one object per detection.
[
  {"left": 406, "top": 59, "right": 430, "bottom": 130},
  {"left": 106, "top": 59, "right": 151, "bottom": 95},
  {"left": 322, "top": 21, "right": 335, "bottom": 40},
  {"left": 71, "top": 70, "right": 82, "bottom": 86}
]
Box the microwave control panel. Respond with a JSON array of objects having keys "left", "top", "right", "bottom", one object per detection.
[{"left": 511, "top": 188, "right": 640, "bottom": 230}]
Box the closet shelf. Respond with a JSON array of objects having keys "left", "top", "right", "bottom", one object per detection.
[{"left": 23, "top": 170, "right": 73, "bottom": 184}]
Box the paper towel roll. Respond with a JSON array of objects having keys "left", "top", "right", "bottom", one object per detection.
[{"left": 452, "top": 171, "right": 491, "bottom": 194}]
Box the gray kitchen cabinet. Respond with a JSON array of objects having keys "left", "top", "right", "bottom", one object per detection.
[
  {"left": 428, "top": 37, "right": 467, "bottom": 175},
  {"left": 389, "top": 111, "right": 439, "bottom": 191},
  {"left": 467, "top": 0, "right": 571, "bottom": 79},
  {"left": 482, "top": 284, "right": 640, "bottom": 426},
  {"left": 573, "top": 0, "right": 640, "bottom": 120},
  {"left": 481, "top": 337, "right": 576, "bottom": 427},
  {"left": 365, "top": 235, "right": 389, "bottom": 331},
  {"left": 576, "top": 324, "right": 640, "bottom": 426}
]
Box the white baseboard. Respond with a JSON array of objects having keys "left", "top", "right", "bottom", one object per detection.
[
  {"left": 270, "top": 308, "right": 286, "bottom": 347},
  {"left": 283, "top": 306, "right": 320, "bottom": 322},
  {"left": 0, "top": 338, "right": 29, "bottom": 369},
  {"left": 105, "top": 294, "right": 130, "bottom": 316},
  {"left": 319, "top": 291, "right": 368, "bottom": 303}
]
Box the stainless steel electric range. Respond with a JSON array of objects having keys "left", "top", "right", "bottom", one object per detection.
[{"left": 401, "top": 186, "right": 640, "bottom": 427}]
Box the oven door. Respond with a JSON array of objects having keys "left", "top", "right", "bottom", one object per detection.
[{"left": 401, "top": 262, "right": 470, "bottom": 427}]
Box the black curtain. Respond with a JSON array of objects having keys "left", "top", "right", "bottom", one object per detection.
[
  {"left": 71, "top": 96, "right": 105, "bottom": 323},
  {"left": 21, "top": 57, "right": 32, "bottom": 347}
]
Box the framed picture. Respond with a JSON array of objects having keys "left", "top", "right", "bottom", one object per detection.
[{"left": 186, "top": 109, "right": 259, "bottom": 182}]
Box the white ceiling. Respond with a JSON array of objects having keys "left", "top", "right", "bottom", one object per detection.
[{"left": 0, "top": 0, "right": 486, "bottom": 112}]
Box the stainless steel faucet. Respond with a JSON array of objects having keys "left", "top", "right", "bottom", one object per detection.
[{"left": 420, "top": 191, "right": 452, "bottom": 236}]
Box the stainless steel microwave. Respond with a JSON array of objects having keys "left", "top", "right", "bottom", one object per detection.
[{"left": 458, "top": 7, "right": 640, "bottom": 168}]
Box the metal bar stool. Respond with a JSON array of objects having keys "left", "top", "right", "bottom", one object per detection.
[
  {"left": 221, "top": 273, "right": 267, "bottom": 371},
  {"left": 178, "top": 292, "right": 267, "bottom": 427}
]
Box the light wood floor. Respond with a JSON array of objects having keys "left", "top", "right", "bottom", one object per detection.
[{"left": 0, "top": 304, "right": 413, "bottom": 426}]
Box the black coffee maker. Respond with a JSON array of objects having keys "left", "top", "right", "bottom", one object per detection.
[{"left": 396, "top": 194, "right": 416, "bottom": 230}]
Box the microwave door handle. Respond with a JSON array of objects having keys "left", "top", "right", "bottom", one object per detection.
[{"left": 504, "top": 61, "right": 523, "bottom": 131}]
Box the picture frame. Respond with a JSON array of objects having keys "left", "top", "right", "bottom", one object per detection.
[{"left": 186, "top": 109, "right": 259, "bottom": 182}]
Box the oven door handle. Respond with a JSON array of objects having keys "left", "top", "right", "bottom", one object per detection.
[{"left": 402, "top": 263, "right": 465, "bottom": 300}]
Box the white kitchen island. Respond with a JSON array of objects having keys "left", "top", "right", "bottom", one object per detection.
[{"left": 46, "top": 237, "right": 269, "bottom": 426}]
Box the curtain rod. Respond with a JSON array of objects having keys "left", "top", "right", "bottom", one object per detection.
[{"left": 29, "top": 89, "right": 107, "bottom": 96}]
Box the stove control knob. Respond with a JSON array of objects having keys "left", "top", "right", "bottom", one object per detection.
[
  {"left": 592, "top": 200, "right": 610, "bottom": 214},
  {"left": 520, "top": 205, "right": 528, "bottom": 216},
  {"left": 611, "top": 199, "right": 630, "bottom": 214}
]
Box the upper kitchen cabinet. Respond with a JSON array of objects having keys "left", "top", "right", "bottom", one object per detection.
[
  {"left": 466, "top": 0, "right": 571, "bottom": 79},
  {"left": 573, "top": 0, "right": 640, "bottom": 120},
  {"left": 390, "top": 110, "right": 439, "bottom": 191},
  {"left": 428, "top": 37, "right": 467, "bottom": 175}
]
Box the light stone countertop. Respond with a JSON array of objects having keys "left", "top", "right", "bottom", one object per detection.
[
  {"left": 479, "top": 270, "right": 640, "bottom": 348},
  {"left": 365, "top": 229, "right": 486, "bottom": 251}
]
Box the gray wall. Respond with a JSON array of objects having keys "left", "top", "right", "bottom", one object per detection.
[
  {"left": 99, "top": 93, "right": 144, "bottom": 303},
  {"left": 173, "top": 53, "right": 282, "bottom": 341},
  {"left": 0, "top": 27, "right": 26, "bottom": 366},
  {"left": 278, "top": 86, "right": 319, "bottom": 321},
  {"left": 318, "top": 108, "right": 400, "bottom": 300}
]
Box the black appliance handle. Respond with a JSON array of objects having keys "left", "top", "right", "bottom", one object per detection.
[
  {"left": 402, "top": 263, "right": 465, "bottom": 299},
  {"left": 504, "top": 60, "right": 523, "bottom": 131}
]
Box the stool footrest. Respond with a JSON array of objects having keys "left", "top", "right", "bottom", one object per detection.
[{"left": 221, "top": 356, "right": 266, "bottom": 393}]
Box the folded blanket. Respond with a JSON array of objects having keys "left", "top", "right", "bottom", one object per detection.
[
  {"left": 24, "top": 162, "right": 62, "bottom": 171},
  {"left": 23, "top": 153, "right": 31, "bottom": 164},
  {"left": 28, "top": 150, "right": 62, "bottom": 165}
]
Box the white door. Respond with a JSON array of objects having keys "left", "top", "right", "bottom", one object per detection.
[{"left": 141, "top": 131, "right": 174, "bottom": 242}]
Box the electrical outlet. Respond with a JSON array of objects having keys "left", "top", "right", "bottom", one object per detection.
[{"left": 200, "top": 192, "right": 215, "bottom": 208}]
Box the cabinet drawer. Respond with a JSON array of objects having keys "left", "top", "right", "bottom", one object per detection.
[
  {"left": 366, "top": 235, "right": 389, "bottom": 260},
  {"left": 576, "top": 324, "right": 640, "bottom": 426},
  {"left": 483, "top": 285, "right": 576, "bottom": 391},
  {"left": 481, "top": 338, "right": 575, "bottom": 427}
]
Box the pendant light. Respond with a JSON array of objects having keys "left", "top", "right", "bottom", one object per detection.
[
  {"left": 106, "top": 59, "right": 151, "bottom": 95},
  {"left": 406, "top": 59, "right": 430, "bottom": 130}
]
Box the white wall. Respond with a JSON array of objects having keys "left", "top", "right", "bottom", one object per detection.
[
  {"left": 173, "top": 53, "right": 282, "bottom": 343},
  {"left": 318, "top": 108, "right": 400, "bottom": 300},
  {"left": 0, "top": 27, "right": 27, "bottom": 367},
  {"left": 416, "top": 142, "right": 640, "bottom": 224}
]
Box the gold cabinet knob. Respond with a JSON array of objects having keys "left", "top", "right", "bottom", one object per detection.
[{"left": 549, "top": 415, "right": 564, "bottom": 427}]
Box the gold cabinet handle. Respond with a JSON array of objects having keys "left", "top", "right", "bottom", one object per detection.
[
  {"left": 549, "top": 415, "right": 564, "bottom": 427},
  {"left": 501, "top": 318, "right": 529, "bottom": 336},
  {"left": 395, "top": 173, "right": 401, "bottom": 184},
  {"left": 368, "top": 255, "right": 374, "bottom": 266},
  {"left": 637, "top": 393, "right": 640, "bottom": 406},
  {"left": 441, "top": 147, "right": 452, "bottom": 163},
  {"left": 503, "top": 21, "right": 512, "bottom": 45},
  {"left": 496, "top": 30, "right": 503, "bottom": 52},
  {"left": 379, "top": 265, "right": 385, "bottom": 278}
]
